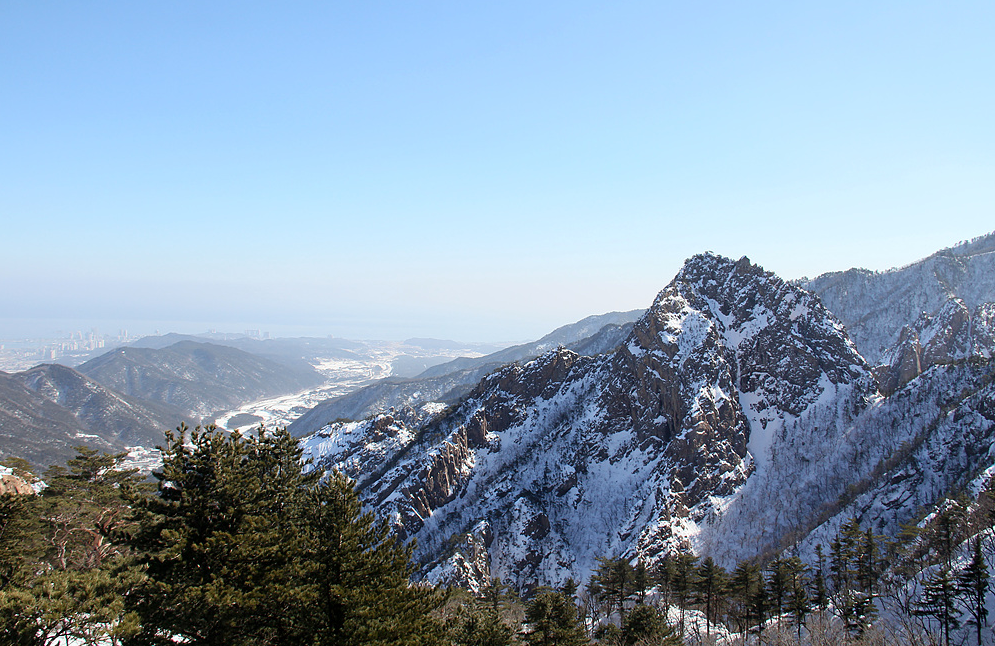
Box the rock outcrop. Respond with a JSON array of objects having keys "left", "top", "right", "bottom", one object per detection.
[
  {"left": 875, "top": 299, "right": 995, "bottom": 395},
  {"left": 0, "top": 473, "right": 34, "bottom": 495}
]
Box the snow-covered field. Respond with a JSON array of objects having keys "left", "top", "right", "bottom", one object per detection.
[{"left": 214, "top": 344, "right": 487, "bottom": 432}]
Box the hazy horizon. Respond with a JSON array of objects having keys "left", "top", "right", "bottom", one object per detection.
[{"left": 3, "top": 2, "right": 993, "bottom": 343}]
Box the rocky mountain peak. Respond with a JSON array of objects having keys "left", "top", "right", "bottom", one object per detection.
[{"left": 301, "top": 252, "right": 883, "bottom": 588}]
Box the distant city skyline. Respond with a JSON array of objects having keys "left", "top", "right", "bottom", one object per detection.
[{"left": 3, "top": 3, "right": 993, "bottom": 342}]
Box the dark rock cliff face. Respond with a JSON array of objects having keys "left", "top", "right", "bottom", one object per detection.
[{"left": 302, "top": 253, "right": 877, "bottom": 589}]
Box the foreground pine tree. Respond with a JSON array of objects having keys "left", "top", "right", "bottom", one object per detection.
[
  {"left": 522, "top": 588, "right": 587, "bottom": 646},
  {"left": 0, "top": 448, "right": 145, "bottom": 646},
  {"left": 124, "top": 425, "right": 444, "bottom": 646}
]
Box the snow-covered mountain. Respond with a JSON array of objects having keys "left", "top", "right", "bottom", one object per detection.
[
  {"left": 802, "top": 231, "right": 995, "bottom": 363},
  {"left": 875, "top": 298, "right": 994, "bottom": 395},
  {"left": 301, "top": 253, "right": 892, "bottom": 589},
  {"left": 294, "top": 233, "right": 995, "bottom": 596}
]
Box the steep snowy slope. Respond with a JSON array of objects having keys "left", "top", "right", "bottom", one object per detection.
[
  {"left": 875, "top": 299, "right": 995, "bottom": 395},
  {"left": 303, "top": 253, "right": 878, "bottom": 588},
  {"left": 795, "top": 318, "right": 995, "bottom": 559},
  {"left": 802, "top": 231, "right": 995, "bottom": 363}
]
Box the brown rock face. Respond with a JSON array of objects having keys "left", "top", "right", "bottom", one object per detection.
[
  {"left": 0, "top": 474, "right": 34, "bottom": 495},
  {"left": 876, "top": 327, "right": 924, "bottom": 396}
]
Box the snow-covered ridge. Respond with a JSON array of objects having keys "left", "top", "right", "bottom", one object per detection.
[
  {"left": 300, "top": 252, "right": 891, "bottom": 588},
  {"left": 803, "top": 230, "right": 995, "bottom": 363}
]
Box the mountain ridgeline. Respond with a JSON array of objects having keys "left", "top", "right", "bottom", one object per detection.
[
  {"left": 287, "top": 310, "right": 642, "bottom": 436},
  {"left": 801, "top": 232, "right": 995, "bottom": 363},
  {"left": 0, "top": 340, "right": 327, "bottom": 466},
  {"left": 301, "top": 233, "right": 995, "bottom": 593},
  {"left": 77, "top": 340, "right": 325, "bottom": 418}
]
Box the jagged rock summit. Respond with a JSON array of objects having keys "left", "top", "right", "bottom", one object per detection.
[{"left": 303, "top": 253, "right": 877, "bottom": 589}]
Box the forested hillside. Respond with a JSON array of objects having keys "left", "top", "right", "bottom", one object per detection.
[{"left": 4, "top": 431, "right": 995, "bottom": 645}]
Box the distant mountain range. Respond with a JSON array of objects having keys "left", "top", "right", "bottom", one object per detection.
[
  {"left": 287, "top": 310, "right": 643, "bottom": 436},
  {"left": 0, "top": 340, "right": 326, "bottom": 466},
  {"left": 0, "top": 364, "right": 182, "bottom": 467},
  {"left": 77, "top": 340, "right": 325, "bottom": 419}
]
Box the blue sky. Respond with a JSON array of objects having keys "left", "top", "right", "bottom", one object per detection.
[{"left": 2, "top": 2, "right": 993, "bottom": 342}]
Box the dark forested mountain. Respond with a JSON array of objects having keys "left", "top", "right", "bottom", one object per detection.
[
  {"left": 0, "top": 364, "right": 181, "bottom": 466},
  {"left": 0, "top": 371, "right": 103, "bottom": 467},
  {"left": 12, "top": 364, "right": 183, "bottom": 446},
  {"left": 78, "top": 340, "right": 325, "bottom": 419},
  {"left": 287, "top": 311, "right": 642, "bottom": 437},
  {"left": 802, "top": 231, "right": 995, "bottom": 363}
]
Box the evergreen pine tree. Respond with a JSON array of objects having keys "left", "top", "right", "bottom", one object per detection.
[
  {"left": 671, "top": 550, "right": 700, "bottom": 634},
  {"left": 523, "top": 588, "right": 587, "bottom": 646},
  {"left": 829, "top": 518, "right": 876, "bottom": 636},
  {"left": 561, "top": 577, "right": 579, "bottom": 600},
  {"left": 811, "top": 544, "right": 828, "bottom": 612},
  {"left": 695, "top": 556, "right": 728, "bottom": 635},
  {"left": 857, "top": 528, "right": 882, "bottom": 595},
  {"left": 916, "top": 567, "right": 961, "bottom": 646},
  {"left": 620, "top": 604, "right": 682, "bottom": 646},
  {"left": 125, "top": 426, "right": 314, "bottom": 644},
  {"left": 765, "top": 557, "right": 790, "bottom": 618},
  {"left": 299, "top": 470, "right": 445, "bottom": 646},
  {"left": 729, "top": 560, "right": 762, "bottom": 637},
  {"left": 783, "top": 556, "right": 811, "bottom": 642},
  {"left": 591, "top": 557, "right": 633, "bottom": 620},
  {"left": 654, "top": 554, "right": 675, "bottom": 609},
  {"left": 0, "top": 447, "right": 144, "bottom": 646},
  {"left": 448, "top": 604, "right": 513, "bottom": 646},
  {"left": 631, "top": 559, "right": 650, "bottom": 604},
  {"left": 957, "top": 537, "right": 989, "bottom": 646},
  {"left": 750, "top": 570, "right": 770, "bottom": 637},
  {"left": 125, "top": 425, "right": 444, "bottom": 646}
]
